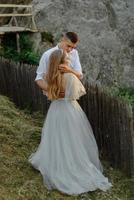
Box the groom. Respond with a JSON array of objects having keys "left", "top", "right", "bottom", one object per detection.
[{"left": 35, "top": 32, "right": 83, "bottom": 95}]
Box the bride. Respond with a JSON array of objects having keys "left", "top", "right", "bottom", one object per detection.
[{"left": 28, "top": 49, "right": 112, "bottom": 196}]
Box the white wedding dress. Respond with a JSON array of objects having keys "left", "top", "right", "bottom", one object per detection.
[{"left": 28, "top": 73, "right": 112, "bottom": 196}]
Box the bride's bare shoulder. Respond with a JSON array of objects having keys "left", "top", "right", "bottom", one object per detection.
[{"left": 64, "top": 73, "right": 77, "bottom": 80}]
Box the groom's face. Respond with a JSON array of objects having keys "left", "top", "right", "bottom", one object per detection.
[{"left": 61, "top": 38, "right": 77, "bottom": 53}]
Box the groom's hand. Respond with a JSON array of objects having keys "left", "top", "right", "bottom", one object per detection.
[{"left": 59, "top": 64, "right": 71, "bottom": 73}]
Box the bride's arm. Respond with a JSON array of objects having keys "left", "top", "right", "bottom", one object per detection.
[{"left": 59, "top": 64, "right": 82, "bottom": 80}]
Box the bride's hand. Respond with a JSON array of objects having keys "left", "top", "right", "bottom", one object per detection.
[{"left": 59, "top": 64, "right": 72, "bottom": 73}]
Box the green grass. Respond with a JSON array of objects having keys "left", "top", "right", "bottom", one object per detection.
[{"left": 0, "top": 95, "right": 134, "bottom": 200}]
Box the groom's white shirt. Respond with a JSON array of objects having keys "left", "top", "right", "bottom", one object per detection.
[{"left": 35, "top": 44, "right": 83, "bottom": 81}]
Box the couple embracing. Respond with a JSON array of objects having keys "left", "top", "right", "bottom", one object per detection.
[{"left": 28, "top": 32, "right": 112, "bottom": 196}]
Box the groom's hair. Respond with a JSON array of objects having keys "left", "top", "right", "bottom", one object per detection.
[{"left": 63, "top": 32, "right": 78, "bottom": 43}]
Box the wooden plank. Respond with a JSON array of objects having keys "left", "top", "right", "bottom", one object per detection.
[
  {"left": 0, "top": 13, "right": 32, "bottom": 17},
  {"left": 0, "top": 4, "right": 32, "bottom": 8},
  {"left": 16, "top": 32, "right": 20, "bottom": 53},
  {"left": 0, "top": 26, "right": 38, "bottom": 34}
]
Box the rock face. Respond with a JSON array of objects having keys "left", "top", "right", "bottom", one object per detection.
[
  {"left": 0, "top": 0, "right": 133, "bottom": 87},
  {"left": 32, "top": 0, "right": 134, "bottom": 87}
]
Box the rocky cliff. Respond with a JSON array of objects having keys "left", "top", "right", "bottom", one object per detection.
[
  {"left": 0, "top": 0, "right": 134, "bottom": 87},
  {"left": 33, "top": 0, "right": 134, "bottom": 87}
]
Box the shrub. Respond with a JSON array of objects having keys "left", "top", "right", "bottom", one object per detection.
[
  {"left": 41, "top": 31, "right": 54, "bottom": 43},
  {"left": 1, "top": 33, "right": 40, "bottom": 65},
  {"left": 110, "top": 86, "right": 134, "bottom": 118}
]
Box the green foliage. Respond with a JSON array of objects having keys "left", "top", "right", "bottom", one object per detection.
[
  {"left": 18, "top": 50, "right": 40, "bottom": 65},
  {"left": 1, "top": 33, "right": 40, "bottom": 65},
  {"left": 110, "top": 86, "right": 134, "bottom": 118},
  {"left": 41, "top": 31, "right": 54, "bottom": 43}
]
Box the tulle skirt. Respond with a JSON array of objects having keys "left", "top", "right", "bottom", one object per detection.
[{"left": 28, "top": 99, "right": 112, "bottom": 195}]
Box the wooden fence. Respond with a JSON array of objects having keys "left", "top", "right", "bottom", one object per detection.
[{"left": 0, "top": 57, "right": 134, "bottom": 176}]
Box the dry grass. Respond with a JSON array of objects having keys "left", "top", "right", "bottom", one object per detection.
[{"left": 0, "top": 95, "right": 134, "bottom": 200}]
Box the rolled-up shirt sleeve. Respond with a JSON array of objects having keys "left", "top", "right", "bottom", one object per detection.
[
  {"left": 35, "top": 53, "right": 47, "bottom": 81},
  {"left": 73, "top": 50, "right": 83, "bottom": 79}
]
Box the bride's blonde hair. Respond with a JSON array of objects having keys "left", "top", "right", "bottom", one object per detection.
[{"left": 45, "top": 49, "right": 66, "bottom": 100}]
